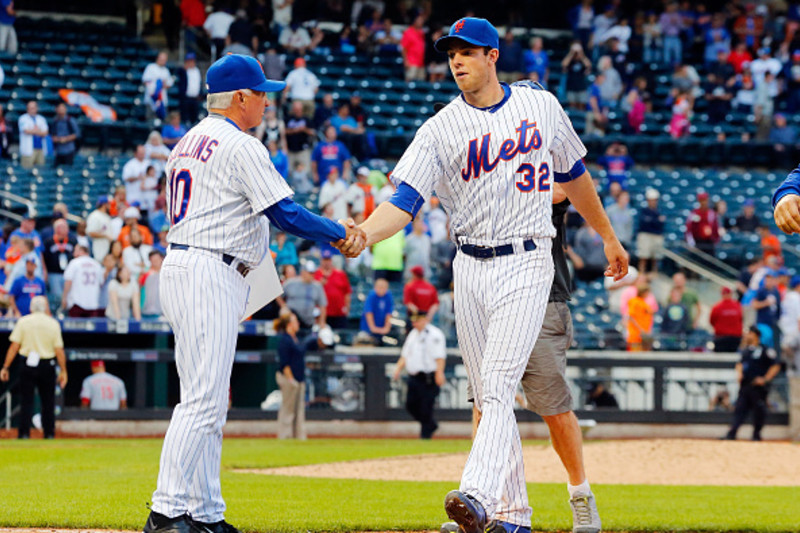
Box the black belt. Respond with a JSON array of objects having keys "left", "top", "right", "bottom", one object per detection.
[
  {"left": 459, "top": 239, "right": 537, "bottom": 259},
  {"left": 169, "top": 244, "right": 251, "bottom": 277}
]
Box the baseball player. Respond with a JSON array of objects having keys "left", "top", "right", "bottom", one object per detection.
[
  {"left": 773, "top": 164, "right": 800, "bottom": 234},
  {"left": 441, "top": 185, "right": 601, "bottom": 533},
  {"left": 80, "top": 360, "right": 127, "bottom": 410},
  {"left": 340, "top": 18, "right": 626, "bottom": 533},
  {"left": 144, "top": 54, "right": 364, "bottom": 533}
]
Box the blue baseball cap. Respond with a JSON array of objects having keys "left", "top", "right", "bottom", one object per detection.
[
  {"left": 791, "top": 275, "right": 800, "bottom": 289},
  {"left": 435, "top": 17, "right": 499, "bottom": 52},
  {"left": 96, "top": 195, "right": 109, "bottom": 206},
  {"left": 206, "top": 54, "right": 286, "bottom": 94}
]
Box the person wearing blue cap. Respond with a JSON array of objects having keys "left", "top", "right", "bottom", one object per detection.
[
  {"left": 144, "top": 54, "right": 366, "bottom": 533},
  {"left": 339, "top": 15, "right": 622, "bottom": 533},
  {"left": 753, "top": 269, "right": 782, "bottom": 352},
  {"left": 734, "top": 199, "right": 761, "bottom": 232}
]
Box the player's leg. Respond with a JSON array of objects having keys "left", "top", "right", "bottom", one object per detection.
[
  {"left": 461, "top": 247, "right": 554, "bottom": 527},
  {"left": 151, "top": 252, "right": 248, "bottom": 523}
]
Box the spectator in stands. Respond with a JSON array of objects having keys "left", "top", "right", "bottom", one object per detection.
[
  {"left": 585, "top": 71, "right": 608, "bottom": 136},
  {"left": 727, "top": 42, "right": 752, "bottom": 75},
  {"left": 0, "top": 105, "right": 10, "bottom": 159},
  {"left": 714, "top": 199, "right": 735, "bottom": 234},
  {"left": 597, "top": 141, "right": 633, "bottom": 190},
  {"left": 622, "top": 84, "right": 646, "bottom": 133},
  {"left": 754, "top": 71, "right": 776, "bottom": 140},
  {"left": 267, "top": 140, "right": 289, "bottom": 179},
  {"left": 18, "top": 101, "right": 48, "bottom": 169},
  {"left": 780, "top": 276, "right": 800, "bottom": 374},
  {"left": 734, "top": 4, "right": 765, "bottom": 51},
  {"left": 708, "top": 48, "right": 735, "bottom": 81},
  {"left": 139, "top": 251, "right": 163, "bottom": 319},
  {"left": 568, "top": 0, "right": 594, "bottom": 49},
  {"left": 669, "top": 89, "right": 692, "bottom": 139},
  {"left": 108, "top": 186, "right": 128, "bottom": 219},
  {"left": 671, "top": 272, "right": 701, "bottom": 329},
  {"left": 636, "top": 189, "right": 665, "bottom": 274},
  {"left": 591, "top": 5, "right": 616, "bottom": 55},
  {"left": 260, "top": 47, "right": 286, "bottom": 86},
  {"left": 733, "top": 199, "right": 761, "bottom": 233},
  {"left": 118, "top": 208, "right": 154, "bottom": 248},
  {"left": 204, "top": 5, "right": 235, "bottom": 60},
  {"left": 258, "top": 105, "right": 286, "bottom": 148},
  {"left": 109, "top": 240, "right": 124, "bottom": 270},
  {"left": 660, "top": 2, "right": 684, "bottom": 65},
  {"left": 374, "top": 17, "right": 403, "bottom": 54},
  {"left": 404, "top": 217, "right": 431, "bottom": 280},
  {"left": 313, "top": 93, "right": 336, "bottom": 129},
  {"left": 311, "top": 125, "right": 352, "bottom": 185},
  {"left": 144, "top": 131, "right": 171, "bottom": 180},
  {"left": 733, "top": 70, "right": 756, "bottom": 113},
  {"left": 225, "top": 9, "right": 258, "bottom": 55},
  {"left": 319, "top": 167, "right": 349, "bottom": 222},
  {"left": 161, "top": 112, "right": 187, "bottom": 150},
  {"left": 703, "top": 15, "right": 730, "bottom": 65},
  {"left": 314, "top": 249, "right": 352, "bottom": 329},
  {"left": 586, "top": 382, "right": 619, "bottom": 409},
  {"left": 403, "top": 265, "right": 439, "bottom": 321},
  {"left": 331, "top": 103, "right": 369, "bottom": 160},
  {"left": 272, "top": 0, "right": 293, "bottom": 36},
  {"left": 4, "top": 238, "right": 41, "bottom": 292},
  {"left": 785, "top": 51, "right": 800, "bottom": 113},
  {"left": 284, "top": 58, "right": 320, "bottom": 119},
  {"left": 401, "top": 14, "right": 426, "bottom": 81},
  {"left": 426, "top": 26, "right": 448, "bottom": 82},
  {"left": 497, "top": 29, "right": 524, "bottom": 83},
  {"left": 274, "top": 311, "right": 308, "bottom": 439},
  {"left": 371, "top": 228, "right": 404, "bottom": 282},
  {"left": 597, "top": 55, "right": 623, "bottom": 105},
  {"left": 122, "top": 228, "right": 153, "bottom": 281},
  {"left": 280, "top": 260, "right": 327, "bottom": 330},
  {"left": 722, "top": 326, "right": 780, "bottom": 441},
  {"left": 568, "top": 222, "right": 607, "bottom": 282},
  {"left": 359, "top": 277, "right": 393, "bottom": 344},
  {"left": 80, "top": 360, "right": 127, "bottom": 410},
  {"left": 142, "top": 51, "right": 173, "bottom": 121},
  {"left": 710, "top": 286, "right": 743, "bottom": 352},
  {"left": 348, "top": 92, "right": 368, "bottom": 125},
  {"left": 50, "top": 103, "right": 79, "bottom": 167},
  {"left": 0, "top": 0, "right": 16, "bottom": 55},
  {"left": 10, "top": 216, "right": 42, "bottom": 254},
  {"left": 642, "top": 12, "right": 662, "bottom": 63},
  {"left": 270, "top": 231, "right": 298, "bottom": 269},
  {"left": 122, "top": 145, "right": 149, "bottom": 211},
  {"left": 290, "top": 161, "right": 314, "bottom": 194},
  {"left": 180, "top": 0, "right": 207, "bottom": 54},
  {"left": 770, "top": 113, "right": 797, "bottom": 167},
  {"left": 660, "top": 287, "right": 690, "bottom": 349},
  {"left": 704, "top": 73, "right": 733, "bottom": 124},
  {"left": 106, "top": 265, "right": 140, "bottom": 322},
  {"left": 42, "top": 219, "right": 76, "bottom": 310},
  {"left": 627, "top": 284, "right": 655, "bottom": 351},
  {"left": 177, "top": 53, "right": 202, "bottom": 125},
  {"left": 759, "top": 224, "right": 782, "bottom": 263},
  {"left": 602, "top": 16, "right": 631, "bottom": 56},
  {"left": 61, "top": 244, "right": 103, "bottom": 318},
  {"left": 85, "top": 196, "right": 116, "bottom": 262},
  {"left": 522, "top": 36, "right": 549, "bottom": 86},
  {"left": 686, "top": 191, "right": 719, "bottom": 256},
  {"left": 285, "top": 100, "right": 315, "bottom": 171},
  {"left": 279, "top": 22, "right": 313, "bottom": 56},
  {"left": 606, "top": 190, "right": 634, "bottom": 250},
  {"left": 6, "top": 257, "right": 45, "bottom": 317},
  {"left": 346, "top": 166, "right": 376, "bottom": 223},
  {"left": 562, "top": 41, "right": 592, "bottom": 109},
  {"left": 153, "top": 225, "right": 169, "bottom": 256}
]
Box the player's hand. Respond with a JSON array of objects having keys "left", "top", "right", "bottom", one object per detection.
[
  {"left": 603, "top": 239, "right": 629, "bottom": 281},
  {"left": 0, "top": 367, "right": 8, "bottom": 382},
  {"left": 774, "top": 194, "right": 800, "bottom": 234},
  {"left": 334, "top": 218, "right": 367, "bottom": 258},
  {"left": 57, "top": 371, "right": 68, "bottom": 388}
]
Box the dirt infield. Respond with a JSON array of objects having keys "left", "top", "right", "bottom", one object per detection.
[{"left": 240, "top": 438, "right": 800, "bottom": 486}]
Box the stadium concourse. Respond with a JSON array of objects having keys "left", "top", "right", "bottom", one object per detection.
[{"left": 0, "top": 3, "right": 799, "bottom": 426}]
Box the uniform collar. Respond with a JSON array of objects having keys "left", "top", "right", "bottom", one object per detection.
[{"left": 460, "top": 83, "right": 512, "bottom": 114}]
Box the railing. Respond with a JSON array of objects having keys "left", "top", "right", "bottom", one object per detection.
[
  {"left": 0, "top": 190, "right": 35, "bottom": 217},
  {"left": 663, "top": 244, "right": 738, "bottom": 287}
]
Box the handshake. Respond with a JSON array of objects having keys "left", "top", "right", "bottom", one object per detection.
[{"left": 333, "top": 218, "right": 368, "bottom": 258}]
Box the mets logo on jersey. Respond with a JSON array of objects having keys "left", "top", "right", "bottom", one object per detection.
[
  {"left": 461, "top": 119, "right": 543, "bottom": 181},
  {"left": 455, "top": 20, "right": 465, "bottom": 32}
]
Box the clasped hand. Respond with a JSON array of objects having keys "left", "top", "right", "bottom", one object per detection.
[{"left": 333, "top": 218, "right": 367, "bottom": 258}]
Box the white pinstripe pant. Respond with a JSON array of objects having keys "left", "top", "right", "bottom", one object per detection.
[
  {"left": 454, "top": 239, "right": 554, "bottom": 527},
  {"left": 151, "top": 249, "right": 249, "bottom": 523}
]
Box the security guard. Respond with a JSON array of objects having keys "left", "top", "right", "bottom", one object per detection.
[
  {"left": 0, "top": 296, "right": 67, "bottom": 439},
  {"left": 393, "top": 312, "right": 446, "bottom": 438},
  {"left": 723, "top": 325, "right": 782, "bottom": 441}
]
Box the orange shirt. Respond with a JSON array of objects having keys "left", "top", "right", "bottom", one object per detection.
[
  {"left": 357, "top": 182, "right": 376, "bottom": 219},
  {"left": 627, "top": 296, "right": 654, "bottom": 345},
  {"left": 762, "top": 234, "right": 782, "bottom": 261},
  {"left": 109, "top": 198, "right": 128, "bottom": 218},
  {"left": 118, "top": 224, "right": 154, "bottom": 247}
]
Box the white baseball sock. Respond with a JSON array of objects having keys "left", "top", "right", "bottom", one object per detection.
[{"left": 568, "top": 479, "right": 592, "bottom": 497}]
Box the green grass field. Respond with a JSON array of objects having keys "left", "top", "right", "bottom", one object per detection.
[{"left": 0, "top": 438, "right": 797, "bottom": 532}]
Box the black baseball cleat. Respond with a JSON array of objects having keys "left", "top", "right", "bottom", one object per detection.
[
  {"left": 143, "top": 511, "right": 203, "bottom": 533},
  {"left": 444, "top": 490, "right": 486, "bottom": 533},
  {"left": 192, "top": 519, "right": 241, "bottom": 533}
]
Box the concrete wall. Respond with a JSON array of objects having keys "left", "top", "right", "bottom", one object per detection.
[{"left": 791, "top": 376, "right": 800, "bottom": 442}]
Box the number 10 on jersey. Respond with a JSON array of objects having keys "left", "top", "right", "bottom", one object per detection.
[{"left": 168, "top": 168, "right": 193, "bottom": 224}]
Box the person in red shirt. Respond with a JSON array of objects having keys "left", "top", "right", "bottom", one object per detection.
[
  {"left": 710, "top": 286, "right": 743, "bottom": 352},
  {"left": 314, "top": 249, "right": 352, "bottom": 329},
  {"left": 758, "top": 225, "right": 782, "bottom": 263},
  {"left": 401, "top": 14, "right": 426, "bottom": 81},
  {"left": 727, "top": 42, "right": 753, "bottom": 74},
  {"left": 403, "top": 265, "right": 440, "bottom": 323},
  {"left": 686, "top": 191, "right": 720, "bottom": 257}
]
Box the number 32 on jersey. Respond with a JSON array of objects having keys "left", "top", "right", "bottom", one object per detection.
[
  {"left": 515, "top": 162, "right": 550, "bottom": 193},
  {"left": 168, "top": 168, "right": 193, "bottom": 224}
]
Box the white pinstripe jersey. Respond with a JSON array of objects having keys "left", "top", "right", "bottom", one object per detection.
[
  {"left": 391, "top": 85, "right": 586, "bottom": 244},
  {"left": 165, "top": 115, "right": 293, "bottom": 265}
]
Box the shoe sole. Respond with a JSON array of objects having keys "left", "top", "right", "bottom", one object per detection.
[{"left": 445, "top": 492, "right": 483, "bottom": 533}]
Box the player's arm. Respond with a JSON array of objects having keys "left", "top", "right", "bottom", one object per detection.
[
  {"left": 353, "top": 182, "right": 423, "bottom": 251},
  {"left": 559, "top": 167, "right": 628, "bottom": 280},
  {"left": 263, "top": 198, "right": 357, "bottom": 244},
  {"left": 772, "top": 165, "right": 800, "bottom": 234}
]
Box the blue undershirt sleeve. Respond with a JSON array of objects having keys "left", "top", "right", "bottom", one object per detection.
[
  {"left": 553, "top": 159, "right": 587, "bottom": 183},
  {"left": 772, "top": 165, "right": 800, "bottom": 208},
  {"left": 388, "top": 182, "right": 425, "bottom": 218},
  {"left": 264, "top": 198, "right": 346, "bottom": 242}
]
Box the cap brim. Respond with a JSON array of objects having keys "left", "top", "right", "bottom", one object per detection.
[
  {"left": 435, "top": 35, "right": 491, "bottom": 52},
  {"left": 253, "top": 79, "right": 286, "bottom": 92}
]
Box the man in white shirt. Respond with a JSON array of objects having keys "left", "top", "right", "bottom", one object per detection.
[
  {"left": 85, "top": 196, "right": 117, "bottom": 262},
  {"left": 80, "top": 360, "right": 127, "bottom": 410},
  {"left": 62, "top": 244, "right": 104, "bottom": 317},
  {"left": 142, "top": 51, "right": 173, "bottom": 120},
  {"left": 279, "top": 23, "right": 312, "bottom": 56},
  {"left": 122, "top": 228, "right": 153, "bottom": 281},
  {"left": 392, "top": 312, "right": 447, "bottom": 438},
  {"left": 203, "top": 8, "right": 235, "bottom": 59},
  {"left": 283, "top": 57, "right": 320, "bottom": 118},
  {"left": 178, "top": 53, "right": 203, "bottom": 124},
  {"left": 750, "top": 47, "right": 783, "bottom": 87},
  {"left": 122, "top": 145, "right": 149, "bottom": 210},
  {"left": 318, "top": 167, "right": 349, "bottom": 221},
  {"left": 272, "top": 0, "right": 293, "bottom": 34},
  {"left": 18, "top": 100, "right": 48, "bottom": 168}
]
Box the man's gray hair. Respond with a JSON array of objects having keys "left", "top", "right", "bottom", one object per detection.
[
  {"left": 207, "top": 88, "right": 253, "bottom": 110},
  {"left": 29, "top": 296, "right": 48, "bottom": 314}
]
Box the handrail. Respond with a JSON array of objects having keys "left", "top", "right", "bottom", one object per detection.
[
  {"left": 0, "top": 190, "right": 35, "bottom": 217},
  {"left": 0, "top": 208, "right": 24, "bottom": 222},
  {"left": 661, "top": 247, "right": 738, "bottom": 288},
  {"left": 673, "top": 241, "right": 740, "bottom": 277}
]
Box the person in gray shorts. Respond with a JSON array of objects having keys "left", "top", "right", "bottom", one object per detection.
[{"left": 446, "top": 186, "right": 602, "bottom": 533}]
